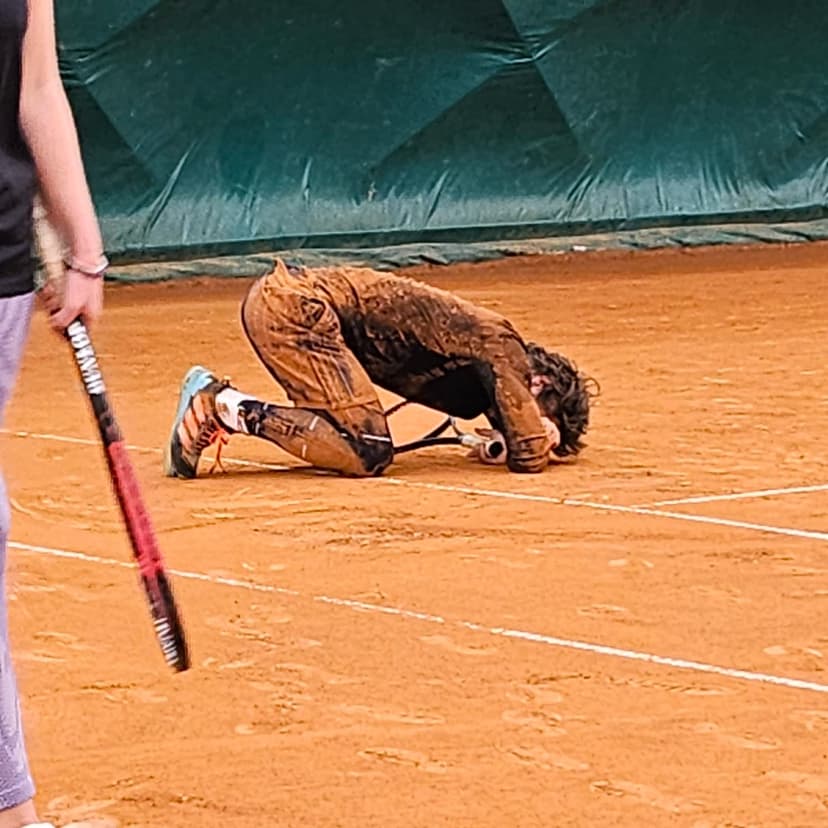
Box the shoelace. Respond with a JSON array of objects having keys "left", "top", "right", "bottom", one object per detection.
[
  {"left": 192, "top": 413, "right": 230, "bottom": 474},
  {"left": 206, "top": 429, "right": 230, "bottom": 474}
]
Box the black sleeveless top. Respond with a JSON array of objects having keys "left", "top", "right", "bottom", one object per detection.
[{"left": 0, "top": 0, "right": 35, "bottom": 297}]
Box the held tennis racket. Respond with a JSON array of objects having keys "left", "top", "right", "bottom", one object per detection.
[{"left": 65, "top": 318, "right": 190, "bottom": 672}]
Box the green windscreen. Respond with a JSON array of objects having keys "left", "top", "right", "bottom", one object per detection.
[{"left": 58, "top": 1, "right": 828, "bottom": 265}]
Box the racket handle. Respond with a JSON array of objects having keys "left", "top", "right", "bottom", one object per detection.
[{"left": 459, "top": 432, "right": 506, "bottom": 460}]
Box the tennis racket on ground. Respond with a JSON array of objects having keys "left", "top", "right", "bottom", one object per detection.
[
  {"left": 388, "top": 404, "right": 506, "bottom": 460},
  {"left": 64, "top": 318, "right": 190, "bottom": 672}
]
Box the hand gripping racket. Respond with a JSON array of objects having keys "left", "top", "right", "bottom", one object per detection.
[
  {"left": 33, "top": 198, "right": 189, "bottom": 671},
  {"left": 65, "top": 318, "right": 190, "bottom": 672}
]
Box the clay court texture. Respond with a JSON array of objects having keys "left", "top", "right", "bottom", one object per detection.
[{"left": 5, "top": 241, "right": 828, "bottom": 827}]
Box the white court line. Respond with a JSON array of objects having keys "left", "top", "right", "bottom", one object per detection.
[
  {"left": 1, "top": 429, "right": 155, "bottom": 452},
  {"left": 1, "top": 427, "right": 289, "bottom": 471},
  {"left": 643, "top": 483, "right": 828, "bottom": 508},
  {"left": 566, "top": 499, "right": 828, "bottom": 543},
  {"left": 383, "top": 481, "right": 828, "bottom": 543},
  {"left": 4, "top": 427, "right": 828, "bottom": 544},
  {"left": 380, "top": 476, "right": 564, "bottom": 504},
  {"left": 10, "top": 538, "right": 828, "bottom": 696}
]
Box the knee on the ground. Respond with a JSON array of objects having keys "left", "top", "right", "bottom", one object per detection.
[{"left": 344, "top": 437, "right": 394, "bottom": 477}]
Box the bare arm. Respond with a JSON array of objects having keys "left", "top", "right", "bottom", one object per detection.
[{"left": 19, "top": 0, "right": 104, "bottom": 326}]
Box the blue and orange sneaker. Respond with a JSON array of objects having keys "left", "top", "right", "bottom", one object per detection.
[{"left": 164, "top": 366, "right": 233, "bottom": 479}]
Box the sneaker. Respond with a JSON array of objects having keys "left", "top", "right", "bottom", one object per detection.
[{"left": 164, "top": 366, "right": 233, "bottom": 479}]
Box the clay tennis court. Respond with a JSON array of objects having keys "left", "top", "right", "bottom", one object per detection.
[{"left": 4, "top": 241, "right": 828, "bottom": 827}]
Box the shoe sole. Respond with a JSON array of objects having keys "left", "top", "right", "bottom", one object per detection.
[{"left": 163, "top": 365, "right": 216, "bottom": 478}]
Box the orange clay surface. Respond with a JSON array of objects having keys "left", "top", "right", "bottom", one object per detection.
[{"left": 4, "top": 242, "right": 828, "bottom": 827}]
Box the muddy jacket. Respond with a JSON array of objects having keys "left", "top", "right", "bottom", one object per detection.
[{"left": 302, "top": 265, "right": 551, "bottom": 473}]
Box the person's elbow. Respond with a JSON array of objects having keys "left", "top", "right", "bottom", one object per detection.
[
  {"left": 507, "top": 456, "right": 548, "bottom": 474},
  {"left": 19, "top": 74, "right": 65, "bottom": 138},
  {"left": 505, "top": 434, "right": 551, "bottom": 473}
]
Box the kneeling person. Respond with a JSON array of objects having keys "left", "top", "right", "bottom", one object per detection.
[{"left": 163, "top": 260, "right": 594, "bottom": 479}]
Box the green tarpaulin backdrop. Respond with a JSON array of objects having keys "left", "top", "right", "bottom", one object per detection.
[{"left": 58, "top": 1, "right": 828, "bottom": 267}]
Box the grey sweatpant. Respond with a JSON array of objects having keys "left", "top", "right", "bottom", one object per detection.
[{"left": 0, "top": 291, "right": 35, "bottom": 809}]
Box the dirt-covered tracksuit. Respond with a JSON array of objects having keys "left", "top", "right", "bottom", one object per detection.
[{"left": 241, "top": 260, "right": 551, "bottom": 475}]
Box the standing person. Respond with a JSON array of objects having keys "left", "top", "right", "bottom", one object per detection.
[
  {"left": 164, "top": 259, "right": 595, "bottom": 479},
  {"left": 1, "top": 1, "right": 106, "bottom": 826}
]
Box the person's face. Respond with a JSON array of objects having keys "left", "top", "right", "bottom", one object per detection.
[{"left": 529, "top": 374, "right": 547, "bottom": 397}]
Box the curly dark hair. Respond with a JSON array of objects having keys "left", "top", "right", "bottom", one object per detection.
[{"left": 526, "top": 343, "right": 598, "bottom": 458}]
